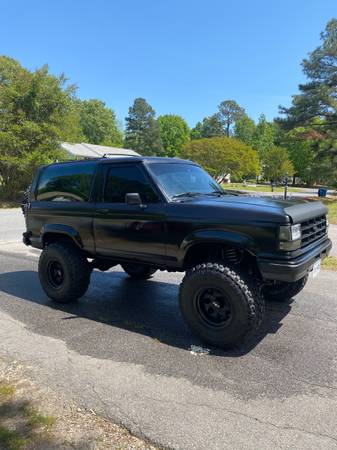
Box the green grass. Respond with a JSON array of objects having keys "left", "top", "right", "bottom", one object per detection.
[
  {"left": 22, "top": 407, "right": 55, "bottom": 428},
  {"left": 222, "top": 183, "right": 303, "bottom": 193},
  {"left": 322, "top": 256, "right": 337, "bottom": 271},
  {"left": 0, "top": 381, "right": 56, "bottom": 450},
  {"left": 0, "top": 385, "right": 16, "bottom": 396},
  {"left": 306, "top": 197, "right": 337, "bottom": 224},
  {"left": 321, "top": 197, "right": 337, "bottom": 224},
  {"left": 0, "top": 426, "right": 28, "bottom": 450}
]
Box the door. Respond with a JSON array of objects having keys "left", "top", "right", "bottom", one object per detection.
[{"left": 93, "top": 163, "right": 167, "bottom": 265}]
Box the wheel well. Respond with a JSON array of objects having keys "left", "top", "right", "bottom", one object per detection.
[
  {"left": 183, "top": 242, "right": 260, "bottom": 276},
  {"left": 42, "top": 233, "right": 80, "bottom": 249}
]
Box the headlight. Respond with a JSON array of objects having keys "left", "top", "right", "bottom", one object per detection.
[{"left": 279, "top": 224, "right": 302, "bottom": 250}]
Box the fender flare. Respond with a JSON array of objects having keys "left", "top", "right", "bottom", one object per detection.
[
  {"left": 180, "top": 229, "right": 259, "bottom": 265},
  {"left": 40, "top": 224, "right": 83, "bottom": 248}
]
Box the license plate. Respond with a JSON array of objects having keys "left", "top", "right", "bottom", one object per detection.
[{"left": 312, "top": 259, "right": 321, "bottom": 278}]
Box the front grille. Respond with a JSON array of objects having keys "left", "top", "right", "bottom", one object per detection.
[{"left": 300, "top": 214, "right": 327, "bottom": 248}]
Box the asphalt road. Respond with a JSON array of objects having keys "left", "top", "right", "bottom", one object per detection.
[{"left": 0, "top": 209, "right": 337, "bottom": 449}]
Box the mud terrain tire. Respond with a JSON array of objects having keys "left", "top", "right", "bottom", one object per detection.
[{"left": 179, "top": 263, "right": 264, "bottom": 349}]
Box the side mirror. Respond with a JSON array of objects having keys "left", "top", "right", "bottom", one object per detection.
[{"left": 125, "top": 192, "right": 142, "bottom": 206}]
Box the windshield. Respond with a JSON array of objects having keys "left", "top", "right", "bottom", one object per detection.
[{"left": 148, "top": 163, "right": 224, "bottom": 200}]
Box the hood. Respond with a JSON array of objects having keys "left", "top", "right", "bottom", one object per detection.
[{"left": 177, "top": 195, "right": 327, "bottom": 224}]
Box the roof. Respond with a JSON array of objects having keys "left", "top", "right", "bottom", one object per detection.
[
  {"left": 61, "top": 142, "right": 140, "bottom": 158},
  {"left": 46, "top": 155, "right": 194, "bottom": 169}
]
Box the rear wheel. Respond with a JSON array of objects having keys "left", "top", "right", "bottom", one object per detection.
[
  {"left": 121, "top": 263, "right": 157, "bottom": 280},
  {"left": 262, "top": 275, "right": 308, "bottom": 302},
  {"left": 38, "top": 242, "right": 91, "bottom": 303},
  {"left": 179, "top": 263, "right": 264, "bottom": 349}
]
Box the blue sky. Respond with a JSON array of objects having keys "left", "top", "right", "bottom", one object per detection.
[{"left": 0, "top": 0, "right": 336, "bottom": 127}]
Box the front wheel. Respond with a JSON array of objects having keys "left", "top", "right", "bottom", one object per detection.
[
  {"left": 262, "top": 275, "right": 308, "bottom": 302},
  {"left": 179, "top": 263, "right": 264, "bottom": 349},
  {"left": 38, "top": 242, "right": 91, "bottom": 303},
  {"left": 121, "top": 263, "right": 157, "bottom": 280}
]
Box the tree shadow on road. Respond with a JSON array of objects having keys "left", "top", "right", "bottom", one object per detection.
[{"left": 0, "top": 270, "right": 294, "bottom": 358}]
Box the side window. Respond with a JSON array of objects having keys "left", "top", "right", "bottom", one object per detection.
[
  {"left": 36, "top": 163, "right": 95, "bottom": 202},
  {"left": 104, "top": 165, "right": 160, "bottom": 203}
]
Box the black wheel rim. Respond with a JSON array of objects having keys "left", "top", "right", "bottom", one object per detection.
[
  {"left": 47, "top": 261, "right": 64, "bottom": 288},
  {"left": 195, "top": 287, "right": 232, "bottom": 328}
]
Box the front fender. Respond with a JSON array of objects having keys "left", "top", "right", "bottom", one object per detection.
[
  {"left": 180, "top": 229, "right": 259, "bottom": 264},
  {"left": 40, "top": 223, "right": 83, "bottom": 248}
]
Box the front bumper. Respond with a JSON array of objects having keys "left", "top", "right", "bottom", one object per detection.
[{"left": 258, "top": 238, "right": 332, "bottom": 282}]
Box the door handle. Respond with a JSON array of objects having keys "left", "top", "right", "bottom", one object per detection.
[{"left": 96, "top": 208, "right": 110, "bottom": 214}]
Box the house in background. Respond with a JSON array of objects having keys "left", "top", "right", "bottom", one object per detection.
[{"left": 61, "top": 142, "right": 140, "bottom": 159}]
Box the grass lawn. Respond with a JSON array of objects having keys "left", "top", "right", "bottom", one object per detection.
[
  {"left": 306, "top": 197, "right": 337, "bottom": 224},
  {"left": 223, "top": 183, "right": 304, "bottom": 193},
  {"left": 320, "top": 197, "right": 337, "bottom": 224}
]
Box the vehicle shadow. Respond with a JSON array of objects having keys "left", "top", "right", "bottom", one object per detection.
[{"left": 0, "top": 270, "right": 294, "bottom": 357}]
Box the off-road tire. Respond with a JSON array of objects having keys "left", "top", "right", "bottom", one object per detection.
[
  {"left": 262, "top": 275, "right": 308, "bottom": 302},
  {"left": 179, "top": 263, "right": 264, "bottom": 349},
  {"left": 38, "top": 242, "right": 91, "bottom": 303},
  {"left": 121, "top": 263, "right": 157, "bottom": 280}
]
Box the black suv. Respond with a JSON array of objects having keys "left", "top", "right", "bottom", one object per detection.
[{"left": 23, "top": 156, "right": 332, "bottom": 348}]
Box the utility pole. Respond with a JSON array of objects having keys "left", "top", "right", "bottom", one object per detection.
[{"left": 284, "top": 173, "right": 289, "bottom": 200}]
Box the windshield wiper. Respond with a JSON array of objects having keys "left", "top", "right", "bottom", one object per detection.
[
  {"left": 172, "top": 192, "right": 202, "bottom": 199},
  {"left": 204, "top": 190, "right": 228, "bottom": 196}
]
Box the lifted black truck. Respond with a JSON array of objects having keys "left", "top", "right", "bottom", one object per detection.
[{"left": 22, "top": 156, "right": 332, "bottom": 348}]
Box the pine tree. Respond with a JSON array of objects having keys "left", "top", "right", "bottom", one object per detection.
[
  {"left": 218, "top": 100, "right": 245, "bottom": 136},
  {"left": 124, "top": 98, "right": 163, "bottom": 155}
]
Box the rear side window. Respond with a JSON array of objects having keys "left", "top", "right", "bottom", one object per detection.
[
  {"left": 36, "top": 163, "right": 96, "bottom": 202},
  {"left": 104, "top": 165, "right": 160, "bottom": 203}
]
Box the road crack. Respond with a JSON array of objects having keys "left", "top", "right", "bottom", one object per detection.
[{"left": 137, "top": 394, "right": 337, "bottom": 444}]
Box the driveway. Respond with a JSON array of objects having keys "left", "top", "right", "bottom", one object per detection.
[
  {"left": 0, "top": 209, "right": 336, "bottom": 449},
  {"left": 0, "top": 208, "right": 25, "bottom": 243}
]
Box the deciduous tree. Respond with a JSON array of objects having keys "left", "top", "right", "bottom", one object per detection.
[
  {"left": 234, "top": 114, "right": 256, "bottom": 146},
  {"left": 253, "top": 114, "right": 276, "bottom": 161},
  {"left": 157, "top": 114, "right": 190, "bottom": 156},
  {"left": 0, "top": 57, "right": 72, "bottom": 199},
  {"left": 77, "top": 99, "right": 123, "bottom": 146},
  {"left": 263, "top": 146, "right": 294, "bottom": 182},
  {"left": 180, "top": 137, "right": 259, "bottom": 180}
]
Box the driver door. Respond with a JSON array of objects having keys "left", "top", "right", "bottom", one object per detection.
[{"left": 93, "top": 163, "right": 167, "bottom": 265}]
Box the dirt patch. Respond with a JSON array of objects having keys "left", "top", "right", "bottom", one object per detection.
[{"left": 0, "top": 358, "right": 159, "bottom": 450}]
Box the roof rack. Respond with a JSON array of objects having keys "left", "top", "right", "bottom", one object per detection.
[{"left": 102, "top": 153, "right": 139, "bottom": 158}]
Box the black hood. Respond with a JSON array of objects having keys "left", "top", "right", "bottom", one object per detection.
[{"left": 177, "top": 195, "right": 327, "bottom": 224}]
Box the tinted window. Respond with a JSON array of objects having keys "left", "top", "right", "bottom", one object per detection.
[
  {"left": 36, "top": 163, "right": 95, "bottom": 202},
  {"left": 104, "top": 165, "right": 159, "bottom": 203},
  {"left": 148, "top": 163, "right": 222, "bottom": 199}
]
